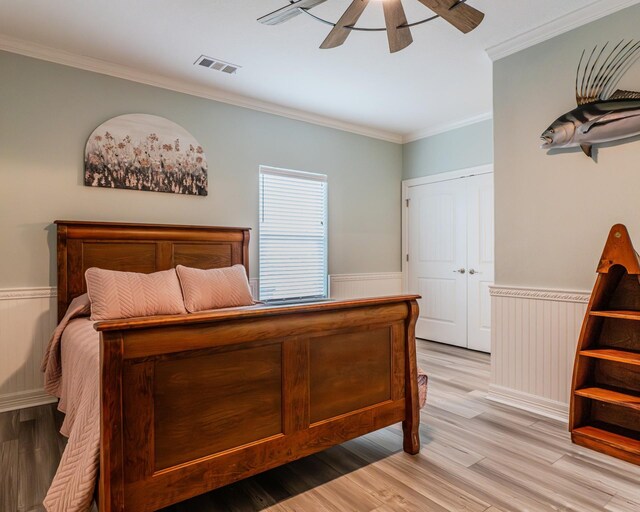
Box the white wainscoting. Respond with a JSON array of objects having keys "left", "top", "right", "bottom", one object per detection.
[
  {"left": 0, "top": 287, "right": 58, "bottom": 412},
  {"left": 488, "top": 285, "right": 590, "bottom": 422},
  {"left": 250, "top": 274, "right": 403, "bottom": 300},
  {"left": 0, "top": 272, "right": 402, "bottom": 412},
  {"left": 329, "top": 273, "right": 403, "bottom": 300},
  {"left": 249, "top": 278, "right": 259, "bottom": 300}
]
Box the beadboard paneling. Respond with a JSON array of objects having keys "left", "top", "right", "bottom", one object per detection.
[
  {"left": 1, "top": 280, "right": 591, "bottom": 421},
  {"left": 329, "top": 273, "right": 403, "bottom": 299},
  {"left": 250, "top": 274, "right": 402, "bottom": 301},
  {"left": 0, "top": 273, "right": 402, "bottom": 412},
  {"left": 488, "top": 286, "right": 589, "bottom": 422},
  {"left": 0, "top": 288, "right": 58, "bottom": 412}
]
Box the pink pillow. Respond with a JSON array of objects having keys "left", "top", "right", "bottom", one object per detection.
[
  {"left": 85, "top": 268, "right": 187, "bottom": 321},
  {"left": 176, "top": 264, "right": 254, "bottom": 312}
]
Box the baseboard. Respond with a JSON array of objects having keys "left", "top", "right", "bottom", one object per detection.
[
  {"left": 0, "top": 389, "right": 57, "bottom": 413},
  {"left": 487, "top": 384, "right": 569, "bottom": 423}
]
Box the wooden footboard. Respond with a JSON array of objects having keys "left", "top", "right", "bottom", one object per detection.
[{"left": 95, "top": 296, "right": 420, "bottom": 512}]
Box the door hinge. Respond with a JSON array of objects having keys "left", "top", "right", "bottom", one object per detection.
[{"left": 405, "top": 198, "right": 410, "bottom": 207}]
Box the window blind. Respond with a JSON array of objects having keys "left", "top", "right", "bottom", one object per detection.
[{"left": 259, "top": 166, "right": 328, "bottom": 302}]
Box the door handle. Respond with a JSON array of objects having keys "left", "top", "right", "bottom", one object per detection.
[
  {"left": 453, "top": 268, "right": 466, "bottom": 274},
  {"left": 469, "top": 269, "right": 481, "bottom": 275}
]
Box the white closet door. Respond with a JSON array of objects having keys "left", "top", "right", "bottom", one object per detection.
[
  {"left": 408, "top": 179, "right": 467, "bottom": 347},
  {"left": 466, "top": 173, "right": 494, "bottom": 352}
]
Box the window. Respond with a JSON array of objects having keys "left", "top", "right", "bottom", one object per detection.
[{"left": 259, "top": 166, "right": 328, "bottom": 302}]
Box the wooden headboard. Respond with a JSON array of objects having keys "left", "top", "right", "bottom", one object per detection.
[{"left": 55, "top": 220, "right": 250, "bottom": 321}]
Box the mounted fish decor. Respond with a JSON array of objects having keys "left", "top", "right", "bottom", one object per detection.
[{"left": 540, "top": 40, "right": 640, "bottom": 158}]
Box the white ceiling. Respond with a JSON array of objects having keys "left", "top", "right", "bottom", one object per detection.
[{"left": 0, "top": 0, "right": 634, "bottom": 140}]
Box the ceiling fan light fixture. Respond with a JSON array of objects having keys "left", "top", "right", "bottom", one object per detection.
[{"left": 258, "top": 0, "right": 485, "bottom": 53}]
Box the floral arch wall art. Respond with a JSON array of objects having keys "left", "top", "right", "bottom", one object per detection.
[{"left": 84, "top": 114, "right": 208, "bottom": 196}]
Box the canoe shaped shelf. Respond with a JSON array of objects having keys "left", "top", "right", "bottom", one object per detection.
[{"left": 570, "top": 224, "right": 640, "bottom": 465}]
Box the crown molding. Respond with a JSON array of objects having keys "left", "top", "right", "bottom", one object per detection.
[
  {"left": 402, "top": 112, "right": 493, "bottom": 144},
  {"left": 490, "top": 285, "right": 590, "bottom": 304},
  {"left": 486, "top": 0, "right": 640, "bottom": 62},
  {"left": 0, "top": 34, "right": 403, "bottom": 144}
]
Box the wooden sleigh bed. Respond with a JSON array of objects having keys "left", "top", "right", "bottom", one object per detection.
[{"left": 55, "top": 220, "right": 421, "bottom": 512}]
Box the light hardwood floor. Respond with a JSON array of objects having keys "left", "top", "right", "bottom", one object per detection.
[{"left": 2, "top": 340, "right": 640, "bottom": 511}]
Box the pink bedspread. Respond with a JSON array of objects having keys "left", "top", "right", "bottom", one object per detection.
[
  {"left": 42, "top": 295, "right": 100, "bottom": 512},
  {"left": 41, "top": 296, "right": 428, "bottom": 512}
]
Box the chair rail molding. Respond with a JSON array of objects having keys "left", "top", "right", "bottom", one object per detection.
[
  {"left": 490, "top": 285, "right": 590, "bottom": 304},
  {"left": 0, "top": 286, "right": 57, "bottom": 300},
  {"left": 488, "top": 284, "right": 590, "bottom": 422}
]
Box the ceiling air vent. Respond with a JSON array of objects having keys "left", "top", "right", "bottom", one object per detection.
[{"left": 194, "top": 55, "right": 241, "bottom": 75}]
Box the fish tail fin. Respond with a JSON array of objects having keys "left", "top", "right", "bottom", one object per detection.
[{"left": 581, "top": 144, "right": 593, "bottom": 157}]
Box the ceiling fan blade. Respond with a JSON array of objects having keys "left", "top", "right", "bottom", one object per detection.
[
  {"left": 320, "top": 0, "right": 370, "bottom": 49},
  {"left": 258, "top": 0, "right": 328, "bottom": 25},
  {"left": 383, "top": 0, "right": 413, "bottom": 53},
  {"left": 416, "top": 0, "right": 484, "bottom": 33}
]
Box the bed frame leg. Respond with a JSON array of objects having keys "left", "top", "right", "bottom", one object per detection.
[
  {"left": 403, "top": 299, "right": 420, "bottom": 455},
  {"left": 403, "top": 419, "right": 420, "bottom": 455},
  {"left": 100, "top": 332, "right": 126, "bottom": 511}
]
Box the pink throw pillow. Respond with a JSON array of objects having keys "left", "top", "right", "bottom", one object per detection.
[
  {"left": 176, "top": 264, "right": 254, "bottom": 312},
  {"left": 85, "top": 267, "right": 187, "bottom": 321}
]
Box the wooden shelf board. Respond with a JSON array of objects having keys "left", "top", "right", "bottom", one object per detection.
[
  {"left": 590, "top": 310, "right": 640, "bottom": 321},
  {"left": 580, "top": 348, "right": 640, "bottom": 366},
  {"left": 573, "top": 423, "right": 640, "bottom": 456},
  {"left": 574, "top": 386, "right": 640, "bottom": 411},
  {"left": 571, "top": 226, "right": 640, "bottom": 466}
]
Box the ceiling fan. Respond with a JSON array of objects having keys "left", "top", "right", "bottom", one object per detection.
[{"left": 258, "top": 0, "right": 485, "bottom": 53}]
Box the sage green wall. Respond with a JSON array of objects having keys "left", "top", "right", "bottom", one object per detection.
[
  {"left": 402, "top": 119, "right": 493, "bottom": 180},
  {"left": 494, "top": 4, "right": 640, "bottom": 291},
  {"left": 0, "top": 50, "right": 402, "bottom": 288}
]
